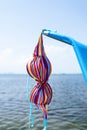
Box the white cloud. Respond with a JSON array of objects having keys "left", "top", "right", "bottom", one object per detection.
[
  {"left": 0, "top": 45, "right": 81, "bottom": 74},
  {"left": 44, "top": 44, "right": 81, "bottom": 74},
  {"left": 0, "top": 48, "right": 13, "bottom": 62},
  {"left": 0, "top": 48, "right": 32, "bottom": 73}
]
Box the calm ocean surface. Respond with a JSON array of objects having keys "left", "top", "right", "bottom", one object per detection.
[{"left": 0, "top": 74, "right": 87, "bottom": 130}]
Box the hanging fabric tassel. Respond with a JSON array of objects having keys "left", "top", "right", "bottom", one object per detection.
[
  {"left": 26, "top": 75, "right": 34, "bottom": 129},
  {"left": 26, "top": 33, "right": 52, "bottom": 130}
]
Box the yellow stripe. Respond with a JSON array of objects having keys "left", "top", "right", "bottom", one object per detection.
[
  {"left": 38, "top": 34, "right": 42, "bottom": 56},
  {"left": 28, "top": 62, "right": 38, "bottom": 81}
]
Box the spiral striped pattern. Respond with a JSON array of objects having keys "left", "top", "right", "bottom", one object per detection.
[
  {"left": 30, "top": 83, "right": 52, "bottom": 105},
  {"left": 26, "top": 33, "right": 52, "bottom": 122},
  {"left": 26, "top": 56, "right": 52, "bottom": 83}
]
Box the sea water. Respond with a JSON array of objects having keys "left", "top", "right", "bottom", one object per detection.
[{"left": 0, "top": 74, "right": 87, "bottom": 130}]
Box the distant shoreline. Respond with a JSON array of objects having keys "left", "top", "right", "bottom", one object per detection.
[{"left": 0, "top": 73, "right": 82, "bottom": 76}]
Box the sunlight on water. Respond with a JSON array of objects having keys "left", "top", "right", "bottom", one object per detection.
[{"left": 0, "top": 74, "right": 87, "bottom": 130}]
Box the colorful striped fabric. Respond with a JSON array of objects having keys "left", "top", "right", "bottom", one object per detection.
[{"left": 26, "top": 34, "right": 52, "bottom": 130}]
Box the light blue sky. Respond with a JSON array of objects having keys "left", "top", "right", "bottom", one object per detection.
[{"left": 0, "top": 0, "right": 87, "bottom": 74}]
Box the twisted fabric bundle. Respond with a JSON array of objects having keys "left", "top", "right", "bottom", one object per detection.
[{"left": 26, "top": 33, "right": 52, "bottom": 129}]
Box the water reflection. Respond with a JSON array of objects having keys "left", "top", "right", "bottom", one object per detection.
[{"left": 0, "top": 74, "right": 87, "bottom": 130}]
